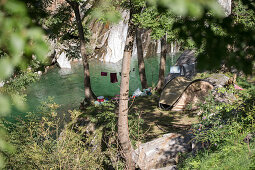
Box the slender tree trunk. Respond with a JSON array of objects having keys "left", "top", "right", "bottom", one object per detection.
[
  {"left": 118, "top": 9, "right": 136, "bottom": 170},
  {"left": 136, "top": 27, "right": 148, "bottom": 89},
  {"left": 69, "top": 1, "right": 96, "bottom": 103},
  {"left": 156, "top": 34, "right": 167, "bottom": 92}
]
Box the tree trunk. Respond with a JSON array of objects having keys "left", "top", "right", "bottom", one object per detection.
[
  {"left": 156, "top": 34, "right": 167, "bottom": 92},
  {"left": 118, "top": 10, "right": 136, "bottom": 170},
  {"left": 69, "top": 1, "right": 96, "bottom": 103},
  {"left": 136, "top": 27, "right": 148, "bottom": 89}
]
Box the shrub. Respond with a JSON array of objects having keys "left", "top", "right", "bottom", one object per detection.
[
  {"left": 2, "top": 98, "right": 105, "bottom": 169},
  {"left": 179, "top": 79, "right": 255, "bottom": 169}
]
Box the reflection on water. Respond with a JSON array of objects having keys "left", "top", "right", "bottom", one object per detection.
[{"left": 10, "top": 54, "right": 179, "bottom": 118}]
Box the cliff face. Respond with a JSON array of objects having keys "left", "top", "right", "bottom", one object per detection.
[
  {"left": 218, "top": 0, "right": 232, "bottom": 16},
  {"left": 89, "top": 10, "right": 180, "bottom": 63},
  {"left": 48, "top": 1, "right": 231, "bottom": 64}
]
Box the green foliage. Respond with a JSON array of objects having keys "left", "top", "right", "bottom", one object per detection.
[
  {"left": 133, "top": 7, "right": 179, "bottom": 40},
  {"left": 179, "top": 79, "right": 255, "bottom": 169},
  {"left": 2, "top": 98, "right": 105, "bottom": 169},
  {"left": 44, "top": 4, "right": 73, "bottom": 40},
  {"left": 0, "top": 99, "right": 144, "bottom": 169},
  {"left": 0, "top": 0, "right": 49, "bottom": 115},
  {"left": 146, "top": 0, "right": 255, "bottom": 74},
  {"left": 233, "top": 0, "right": 255, "bottom": 30},
  {"left": 3, "top": 71, "right": 40, "bottom": 93},
  {"left": 180, "top": 141, "right": 255, "bottom": 169},
  {"left": 92, "top": 0, "right": 122, "bottom": 24},
  {"left": 0, "top": 70, "right": 40, "bottom": 117},
  {"left": 146, "top": 0, "right": 224, "bottom": 18},
  {"left": 82, "top": 102, "right": 144, "bottom": 169},
  {"left": 0, "top": 1, "right": 49, "bottom": 167}
]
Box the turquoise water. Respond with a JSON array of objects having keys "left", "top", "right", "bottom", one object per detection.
[{"left": 10, "top": 54, "right": 178, "bottom": 118}]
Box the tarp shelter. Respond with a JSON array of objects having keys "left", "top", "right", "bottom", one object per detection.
[
  {"left": 165, "top": 50, "right": 196, "bottom": 84},
  {"left": 159, "top": 77, "right": 213, "bottom": 111}
]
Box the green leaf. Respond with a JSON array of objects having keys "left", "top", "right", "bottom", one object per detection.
[
  {"left": 0, "top": 95, "right": 10, "bottom": 116},
  {"left": 169, "top": 0, "right": 187, "bottom": 16},
  {"left": 33, "top": 40, "right": 49, "bottom": 63},
  {"left": 10, "top": 33, "right": 25, "bottom": 64},
  {"left": 4, "top": 0, "right": 27, "bottom": 16},
  {"left": 187, "top": 2, "right": 203, "bottom": 18},
  {"left": 12, "top": 94, "right": 27, "bottom": 111},
  {"left": 27, "top": 28, "right": 44, "bottom": 40},
  {"left": 207, "top": 1, "right": 225, "bottom": 17},
  {"left": 105, "top": 11, "right": 122, "bottom": 23},
  {"left": 0, "top": 58, "right": 13, "bottom": 80}
]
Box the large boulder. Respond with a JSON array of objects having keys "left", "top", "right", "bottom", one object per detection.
[
  {"left": 218, "top": 0, "right": 232, "bottom": 16},
  {"left": 56, "top": 51, "right": 71, "bottom": 69},
  {"left": 205, "top": 73, "right": 230, "bottom": 88},
  {"left": 205, "top": 73, "right": 237, "bottom": 103},
  {"left": 133, "top": 133, "right": 192, "bottom": 170}
]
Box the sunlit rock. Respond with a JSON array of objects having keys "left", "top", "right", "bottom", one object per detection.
[
  {"left": 0, "top": 81, "right": 4, "bottom": 87},
  {"left": 90, "top": 10, "right": 180, "bottom": 62},
  {"left": 57, "top": 51, "right": 71, "bottom": 69},
  {"left": 133, "top": 133, "right": 191, "bottom": 169},
  {"left": 37, "top": 71, "right": 43, "bottom": 76},
  {"left": 218, "top": 0, "right": 232, "bottom": 16},
  {"left": 98, "top": 10, "right": 129, "bottom": 63}
]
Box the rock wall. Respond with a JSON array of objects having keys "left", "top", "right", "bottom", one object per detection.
[
  {"left": 89, "top": 10, "right": 180, "bottom": 63},
  {"left": 218, "top": 0, "right": 232, "bottom": 16}
]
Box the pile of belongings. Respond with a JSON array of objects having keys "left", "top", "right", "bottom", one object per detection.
[
  {"left": 94, "top": 96, "right": 109, "bottom": 105},
  {"left": 132, "top": 88, "right": 152, "bottom": 97}
]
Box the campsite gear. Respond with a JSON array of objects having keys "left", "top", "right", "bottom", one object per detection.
[
  {"left": 133, "top": 88, "right": 143, "bottom": 97},
  {"left": 94, "top": 101, "right": 100, "bottom": 105},
  {"left": 97, "top": 96, "right": 105, "bottom": 102},
  {"left": 234, "top": 84, "right": 244, "bottom": 90},
  {"left": 133, "top": 88, "right": 151, "bottom": 97},
  {"left": 101, "top": 72, "right": 107, "bottom": 76},
  {"left": 180, "top": 66, "right": 185, "bottom": 76},
  {"left": 170, "top": 66, "right": 181, "bottom": 74},
  {"left": 159, "top": 77, "right": 213, "bottom": 111},
  {"left": 144, "top": 88, "right": 152, "bottom": 95},
  {"left": 110, "top": 73, "right": 118, "bottom": 83}
]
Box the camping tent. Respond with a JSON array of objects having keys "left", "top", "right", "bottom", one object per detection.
[{"left": 159, "top": 77, "right": 213, "bottom": 111}]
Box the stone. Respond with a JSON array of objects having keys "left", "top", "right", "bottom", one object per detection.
[
  {"left": 98, "top": 10, "right": 129, "bottom": 63},
  {"left": 151, "top": 165, "right": 177, "bottom": 170},
  {"left": 89, "top": 10, "right": 180, "bottom": 63},
  {"left": 56, "top": 51, "right": 71, "bottom": 69},
  {"left": 205, "top": 73, "right": 230, "bottom": 88},
  {"left": 133, "top": 133, "right": 192, "bottom": 170},
  {"left": 218, "top": 0, "right": 232, "bottom": 16},
  {"left": 0, "top": 81, "right": 5, "bottom": 87},
  {"left": 37, "top": 71, "right": 43, "bottom": 76}
]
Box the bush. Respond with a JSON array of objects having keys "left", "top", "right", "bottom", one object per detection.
[
  {"left": 1, "top": 98, "right": 144, "bottom": 169},
  {"left": 179, "top": 79, "right": 255, "bottom": 169},
  {"left": 2, "top": 98, "right": 105, "bottom": 169}
]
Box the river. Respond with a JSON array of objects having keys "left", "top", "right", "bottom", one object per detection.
[{"left": 9, "top": 54, "right": 179, "bottom": 119}]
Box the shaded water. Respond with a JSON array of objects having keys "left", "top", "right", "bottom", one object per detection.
[{"left": 10, "top": 54, "right": 179, "bottom": 118}]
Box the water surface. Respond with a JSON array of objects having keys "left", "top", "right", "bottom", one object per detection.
[{"left": 10, "top": 54, "right": 179, "bottom": 118}]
